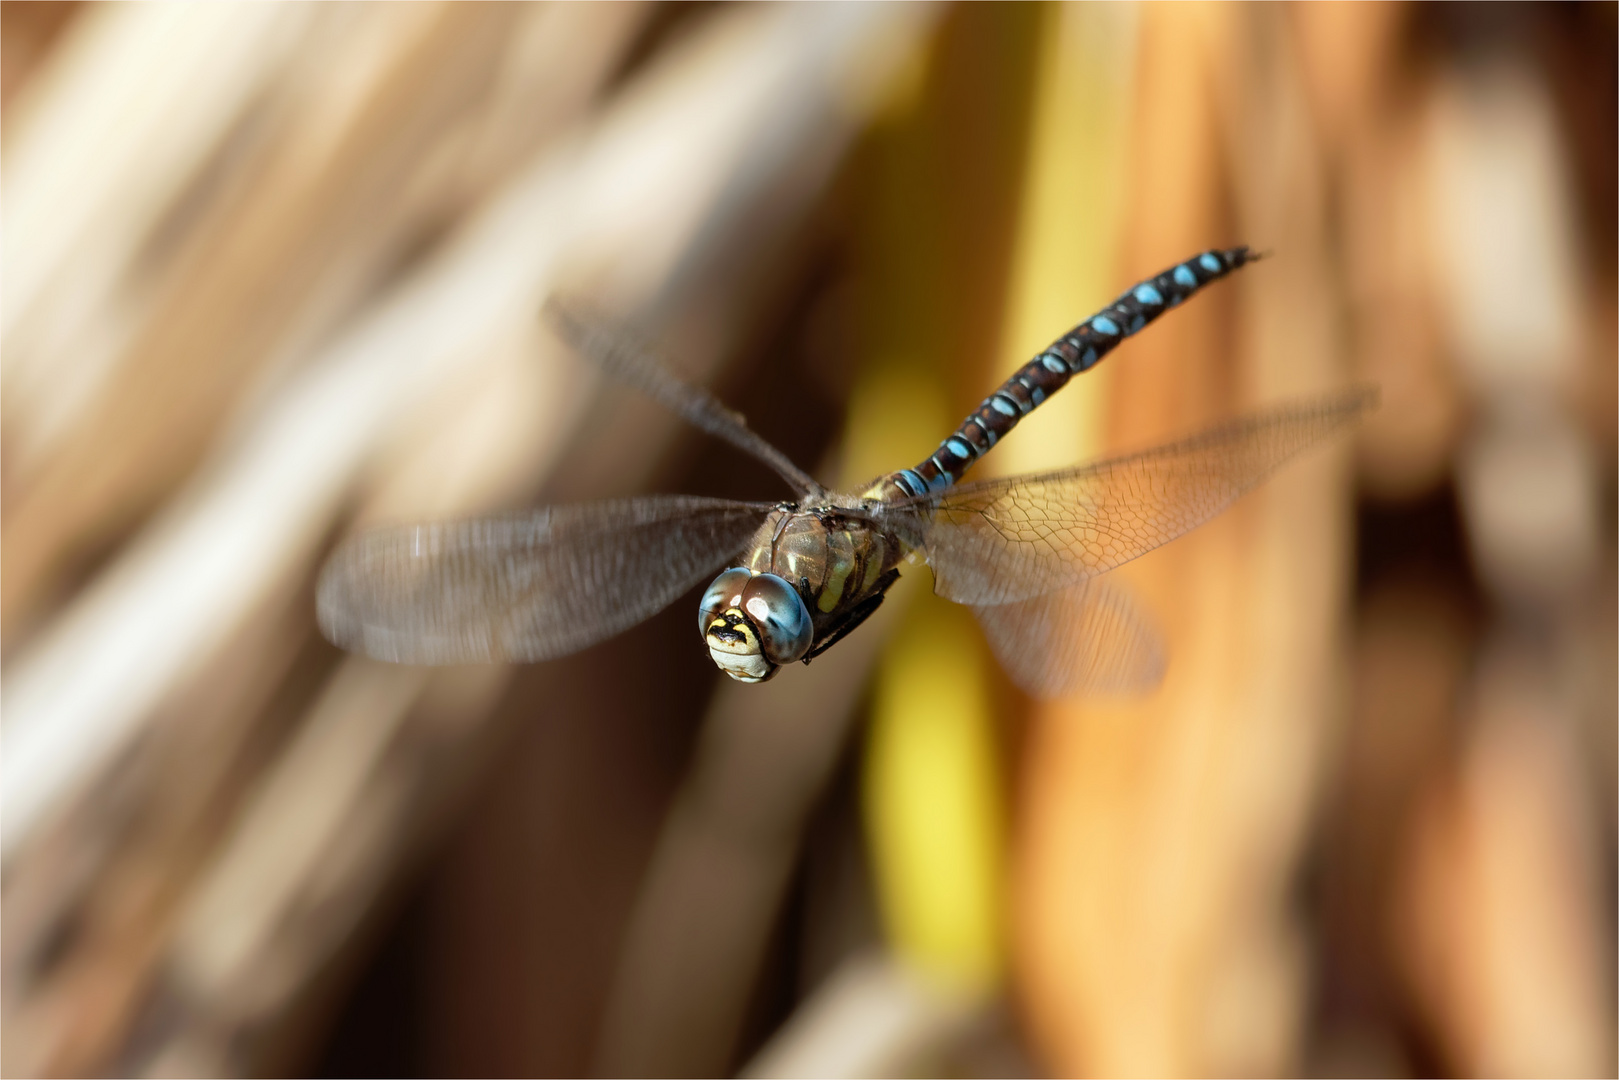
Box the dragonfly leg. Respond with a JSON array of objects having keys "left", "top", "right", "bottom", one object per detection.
[{"left": 803, "top": 569, "right": 900, "bottom": 663}]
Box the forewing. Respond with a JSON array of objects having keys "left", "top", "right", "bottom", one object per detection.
[
  {"left": 972, "top": 578, "right": 1164, "bottom": 698},
  {"left": 910, "top": 388, "right": 1373, "bottom": 605},
  {"left": 317, "top": 495, "right": 774, "bottom": 664},
  {"left": 546, "top": 299, "right": 822, "bottom": 496}
]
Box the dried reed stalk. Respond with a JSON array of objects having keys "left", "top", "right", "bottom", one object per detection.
[{"left": 2, "top": 5, "right": 928, "bottom": 1076}]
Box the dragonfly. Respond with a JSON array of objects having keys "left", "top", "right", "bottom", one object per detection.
[{"left": 317, "top": 247, "right": 1373, "bottom": 696}]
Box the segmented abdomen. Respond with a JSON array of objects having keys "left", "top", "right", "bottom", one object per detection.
[{"left": 872, "top": 246, "right": 1256, "bottom": 500}]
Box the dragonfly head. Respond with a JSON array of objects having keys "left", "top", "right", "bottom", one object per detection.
[{"left": 698, "top": 568, "right": 812, "bottom": 683}]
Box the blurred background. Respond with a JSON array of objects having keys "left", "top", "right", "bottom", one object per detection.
[{"left": 2, "top": 3, "right": 1613, "bottom": 1077}]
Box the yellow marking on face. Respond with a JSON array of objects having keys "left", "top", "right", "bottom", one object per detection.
[
  {"left": 706, "top": 608, "right": 771, "bottom": 681},
  {"left": 705, "top": 608, "right": 761, "bottom": 653}
]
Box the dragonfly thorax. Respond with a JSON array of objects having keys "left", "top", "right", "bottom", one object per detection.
[
  {"left": 744, "top": 507, "right": 896, "bottom": 611},
  {"left": 698, "top": 505, "right": 905, "bottom": 683}
]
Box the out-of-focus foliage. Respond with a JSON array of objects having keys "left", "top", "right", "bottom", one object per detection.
[{"left": 1, "top": 4, "right": 1612, "bottom": 1078}]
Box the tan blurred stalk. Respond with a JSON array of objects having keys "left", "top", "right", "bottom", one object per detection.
[
  {"left": 3, "top": 4, "right": 1611, "bottom": 1078},
  {"left": 1014, "top": 5, "right": 1360, "bottom": 1074},
  {"left": 741, "top": 950, "right": 984, "bottom": 1079},
  {"left": 595, "top": 573, "right": 915, "bottom": 1079},
  {"left": 0, "top": 1, "right": 80, "bottom": 108},
  {"left": 2, "top": 1, "right": 647, "bottom": 862},
  {"left": 1395, "top": 42, "right": 1616, "bottom": 1078},
  {"left": 1395, "top": 646, "right": 1613, "bottom": 1078},
  {"left": 1304, "top": 1, "right": 1465, "bottom": 504},
  {"left": 1, "top": 4, "right": 928, "bottom": 1076},
  {"left": 3, "top": 4, "right": 617, "bottom": 642}
]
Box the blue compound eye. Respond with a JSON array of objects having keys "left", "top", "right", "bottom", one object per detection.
[
  {"left": 739, "top": 573, "right": 813, "bottom": 664},
  {"left": 698, "top": 567, "right": 752, "bottom": 638}
]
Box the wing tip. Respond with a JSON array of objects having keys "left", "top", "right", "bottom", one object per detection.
[{"left": 314, "top": 550, "right": 355, "bottom": 648}]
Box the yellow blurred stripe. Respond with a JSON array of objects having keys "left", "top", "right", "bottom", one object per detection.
[
  {"left": 864, "top": 595, "right": 1003, "bottom": 988},
  {"left": 849, "top": 3, "right": 1041, "bottom": 990},
  {"left": 856, "top": 0, "right": 1140, "bottom": 991},
  {"left": 858, "top": 3, "right": 1137, "bottom": 985},
  {"left": 988, "top": 1, "right": 1139, "bottom": 478}
]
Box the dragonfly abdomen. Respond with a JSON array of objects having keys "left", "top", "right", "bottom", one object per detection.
[{"left": 871, "top": 246, "right": 1257, "bottom": 500}]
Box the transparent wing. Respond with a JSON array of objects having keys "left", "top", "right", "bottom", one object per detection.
[
  {"left": 971, "top": 578, "right": 1164, "bottom": 698},
  {"left": 317, "top": 495, "right": 775, "bottom": 665},
  {"left": 881, "top": 388, "right": 1374, "bottom": 606},
  {"left": 546, "top": 298, "right": 823, "bottom": 497}
]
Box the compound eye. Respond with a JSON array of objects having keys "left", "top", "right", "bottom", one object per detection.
[
  {"left": 740, "top": 573, "right": 813, "bottom": 664},
  {"left": 698, "top": 567, "right": 753, "bottom": 638}
]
